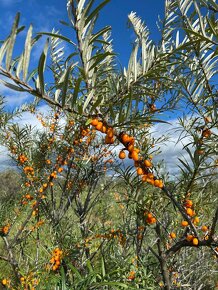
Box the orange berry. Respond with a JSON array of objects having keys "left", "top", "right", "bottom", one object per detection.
[
  {"left": 146, "top": 217, "right": 151, "bottom": 223},
  {"left": 50, "top": 257, "right": 55, "bottom": 264},
  {"left": 147, "top": 213, "right": 153, "bottom": 219},
  {"left": 202, "top": 128, "right": 211, "bottom": 138},
  {"left": 96, "top": 122, "right": 103, "bottom": 131},
  {"left": 170, "top": 232, "right": 176, "bottom": 239},
  {"left": 101, "top": 126, "right": 107, "bottom": 133},
  {"left": 2, "top": 279, "right": 7, "bottom": 286},
  {"left": 121, "top": 134, "right": 130, "bottom": 144},
  {"left": 127, "top": 270, "right": 135, "bottom": 280},
  {"left": 134, "top": 148, "right": 140, "bottom": 153},
  {"left": 106, "top": 128, "right": 114, "bottom": 138},
  {"left": 1, "top": 225, "right": 10, "bottom": 235},
  {"left": 193, "top": 216, "right": 200, "bottom": 225},
  {"left": 181, "top": 220, "right": 188, "bottom": 227},
  {"left": 39, "top": 188, "right": 43, "bottom": 193},
  {"left": 142, "top": 175, "right": 148, "bottom": 182},
  {"left": 192, "top": 238, "right": 199, "bottom": 246},
  {"left": 105, "top": 135, "right": 114, "bottom": 144},
  {"left": 201, "top": 225, "right": 208, "bottom": 232},
  {"left": 137, "top": 167, "right": 143, "bottom": 175},
  {"left": 52, "top": 265, "right": 58, "bottom": 271},
  {"left": 186, "top": 234, "right": 194, "bottom": 242},
  {"left": 144, "top": 159, "right": 152, "bottom": 167},
  {"left": 184, "top": 199, "right": 193, "bottom": 208},
  {"left": 54, "top": 255, "right": 60, "bottom": 261},
  {"left": 147, "top": 178, "right": 155, "bottom": 185},
  {"left": 159, "top": 180, "right": 164, "bottom": 188},
  {"left": 119, "top": 151, "right": 126, "bottom": 159},
  {"left": 154, "top": 179, "right": 164, "bottom": 188},
  {"left": 147, "top": 173, "right": 154, "bottom": 179},
  {"left": 131, "top": 150, "right": 139, "bottom": 161},
  {"left": 127, "top": 144, "right": 134, "bottom": 152},
  {"left": 150, "top": 217, "right": 156, "bottom": 224},
  {"left": 154, "top": 179, "right": 160, "bottom": 187},
  {"left": 128, "top": 136, "right": 135, "bottom": 144},
  {"left": 91, "top": 118, "right": 98, "bottom": 126},
  {"left": 186, "top": 208, "right": 194, "bottom": 217}
]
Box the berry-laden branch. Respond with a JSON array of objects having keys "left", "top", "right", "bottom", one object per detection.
[
  {"left": 89, "top": 117, "right": 217, "bottom": 251},
  {"left": 166, "top": 235, "right": 218, "bottom": 256}
]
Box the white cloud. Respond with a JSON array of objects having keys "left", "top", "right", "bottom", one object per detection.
[
  {"left": 13, "top": 112, "right": 42, "bottom": 128},
  {"left": 150, "top": 119, "right": 191, "bottom": 175}
]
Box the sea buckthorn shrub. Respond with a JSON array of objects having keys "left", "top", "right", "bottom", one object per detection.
[{"left": 0, "top": 0, "right": 218, "bottom": 289}]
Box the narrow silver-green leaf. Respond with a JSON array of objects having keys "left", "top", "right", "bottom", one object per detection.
[
  {"left": 184, "top": 28, "right": 217, "bottom": 45},
  {"left": 71, "top": 77, "right": 82, "bottom": 108},
  {"left": 193, "top": 1, "right": 206, "bottom": 37},
  {"left": 89, "top": 26, "right": 111, "bottom": 45},
  {"left": 89, "top": 52, "right": 114, "bottom": 71},
  {"left": 55, "top": 89, "right": 61, "bottom": 102},
  {"left": 206, "top": 16, "right": 218, "bottom": 38},
  {"left": 6, "top": 13, "right": 20, "bottom": 71},
  {"left": 0, "top": 79, "right": 25, "bottom": 92},
  {"left": 38, "top": 38, "right": 49, "bottom": 95},
  {"left": 16, "top": 53, "right": 24, "bottom": 78},
  {"left": 60, "top": 267, "right": 67, "bottom": 290},
  {"left": 83, "top": 0, "right": 95, "bottom": 19},
  {"left": 90, "top": 96, "right": 103, "bottom": 113},
  {"left": 0, "top": 38, "right": 9, "bottom": 66},
  {"left": 61, "top": 64, "right": 72, "bottom": 107},
  {"left": 101, "top": 257, "right": 106, "bottom": 277},
  {"left": 37, "top": 32, "right": 76, "bottom": 46},
  {"left": 23, "top": 25, "right": 33, "bottom": 81},
  {"left": 178, "top": 158, "right": 192, "bottom": 173},
  {"left": 77, "top": 0, "right": 86, "bottom": 14},
  {"left": 26, "top": 67, "right": 37, "bottom": 83},
  {"left": 85, "top": 0, "right": 110, "bottom": 26},
  {"left": 83, "top": 90, "right": 94, "bottom": 112}
]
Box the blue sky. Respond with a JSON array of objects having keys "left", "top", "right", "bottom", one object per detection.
[{"left": 0, "top": 0, "right": 164, "bottom": 67}]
